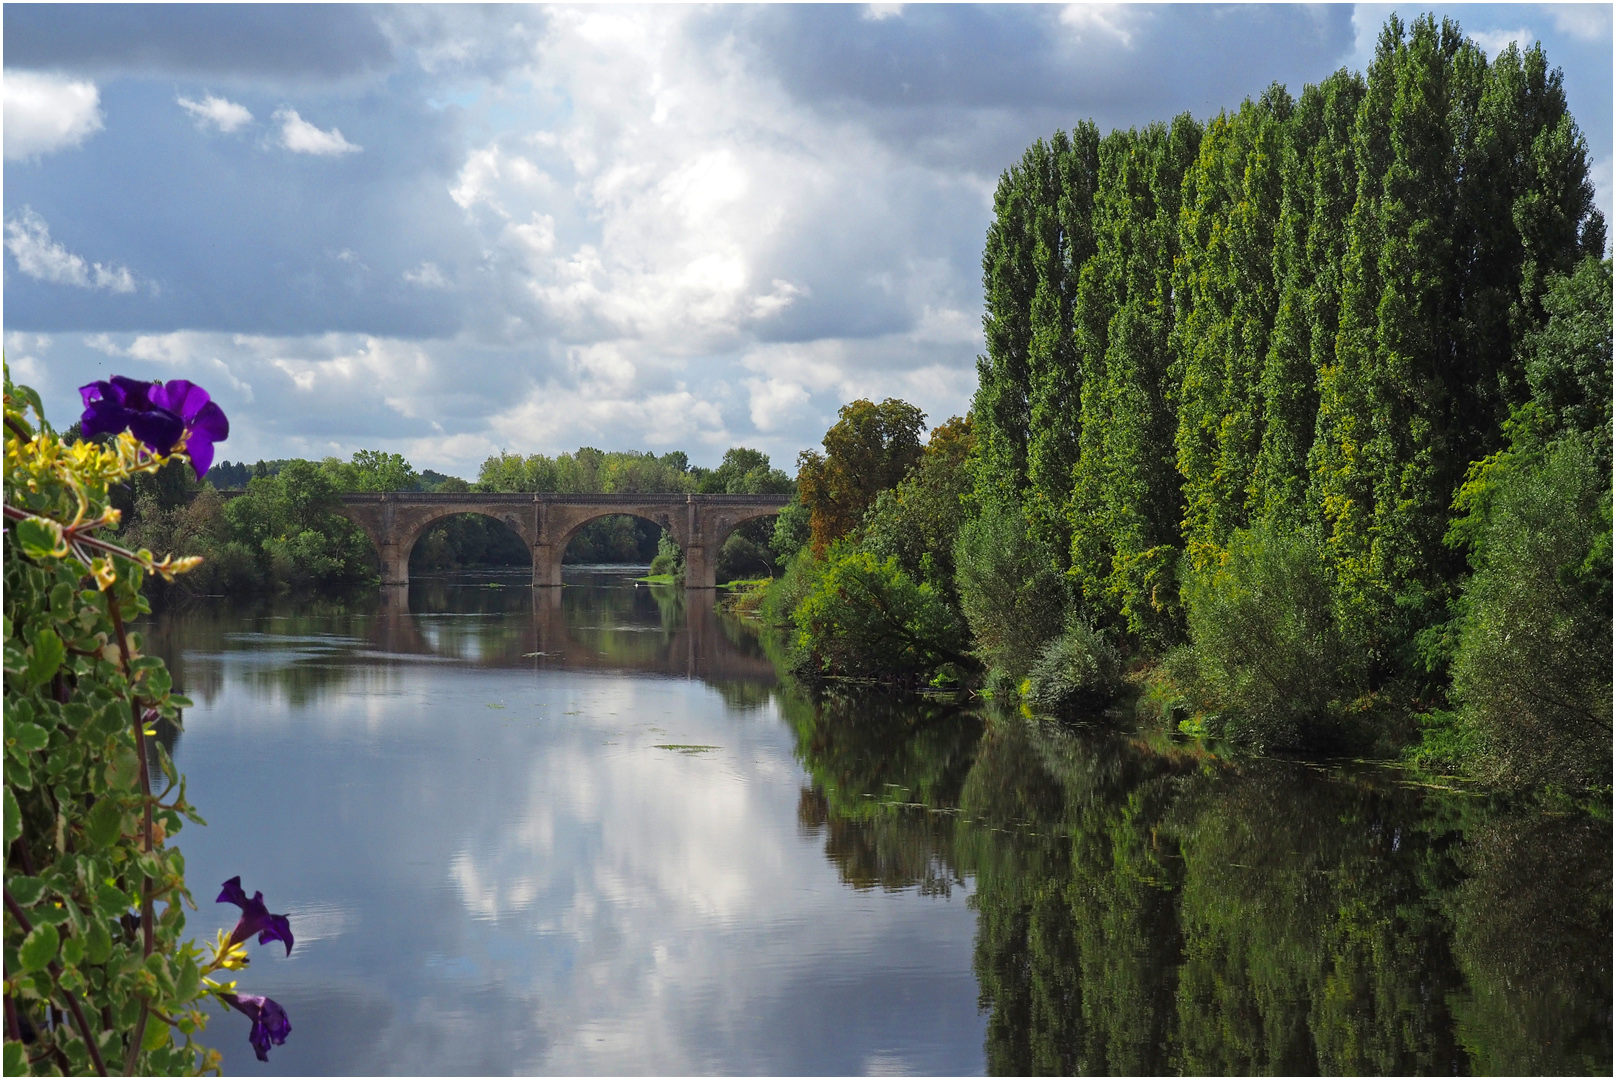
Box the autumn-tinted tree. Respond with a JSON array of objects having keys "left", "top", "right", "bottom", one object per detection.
[{"left": 796, "top": 397, "right": 926, "bottom": 551}]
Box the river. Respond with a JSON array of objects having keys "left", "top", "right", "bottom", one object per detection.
[{"left": 147, "top": 568, "right": 1611, "bottom": 1075}]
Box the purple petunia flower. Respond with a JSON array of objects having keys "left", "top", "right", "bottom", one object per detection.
[
  {"left": 220, "top": 993, "right": 292, "bottom": 1062},
  {"left": 77, "top": 376, "right": 229, "bottom": 478},
  {"left": 218, "top": 876, "right": 294, "bottom": 956}
]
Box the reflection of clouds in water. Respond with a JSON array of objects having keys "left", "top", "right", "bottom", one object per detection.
[
  {"left": 276, "top": 900, "right": 352, "bottom": 953},
  {"left": 175, "top": 659, "right": 983, "bottom": 1074},
  {"left": 439, "top": 686, "right": 976, "bottom": 1073}
]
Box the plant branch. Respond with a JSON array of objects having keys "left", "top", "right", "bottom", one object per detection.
[
  {"left": 107, "top": 593, "right": 157, "bottom": 1076},
  {"left": 4, "top": 891, "right": 108, "bottom": 1077}
]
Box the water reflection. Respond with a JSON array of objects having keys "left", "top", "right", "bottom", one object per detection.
[
  {"left": 150, "top": 569, "right": 985, "bottom": 1076},
  {"left": 146, "top": 572, "right": 1610, "bottom": 1076},
  {"left": 150, "top": 568, "right": 777, "bottom": 715},
  {"left": 786, "top": 700, "right": 1613, "bottom": 1076}
]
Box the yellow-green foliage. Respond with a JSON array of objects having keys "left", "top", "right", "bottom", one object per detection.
[{"left": 3, "top": 371, "right": 281, "bottom": 1074}]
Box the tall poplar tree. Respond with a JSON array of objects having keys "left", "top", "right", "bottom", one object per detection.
[
  {"left": 1312, "top": 16, "right": 1603, "bottom": 662},
  {"left": 1254, "top": 69, "right": 1365, "bottom": 527},
  {"left": 1068, "top": 116, "right": 1202, "bottom": 644},
  {"left": 1172, "top": 86, "right": 1292, "bottom": 565}
]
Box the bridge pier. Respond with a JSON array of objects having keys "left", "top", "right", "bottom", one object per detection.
[
  {"left": 683, "top": 542, "right": 717, "bottom": 590},
  {"left": 531, "top": 542, "right": 563, "bottom": 587},
  {"left": 379, "top": 542, "right": 411, "bottom": 587}
]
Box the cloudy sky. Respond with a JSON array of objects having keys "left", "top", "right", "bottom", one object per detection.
[{"left": 4, "top": 3, "right": 1611, "bottom": 476}]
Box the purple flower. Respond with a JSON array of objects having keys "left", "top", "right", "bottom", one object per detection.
[
  {"left": 218, "top": 876, "right": 294, "bottom": 956},
  {"left": 76, "top": 376, "right": 229, "bottom": 478},
  {"left": 220, "top": 993, "right": 291, "bottom": 1062}
]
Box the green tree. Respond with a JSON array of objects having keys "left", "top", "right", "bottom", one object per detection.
[
  {"left": 954, "top": 497, "right": 1069, "bottom": 685},
  {"left": 1253, "top": 69, "right": 1364, "bottom": 527},
  {"left": 1067, "top": 116, "right": 1201, "bottom": 645},
  {"left": 1172, "top": 86, "right": 1291, "bottom": 564},
  {"left": 796, "top": 398, "right": 926, "bottom": 551},
  {"left": 1311, "top": 17, "right": 1602, "bottom": 667},
  {"left": 860, "top": 415, "right": 974, "bottom": 599},
  {"left": 223, "top": 461, "right": 375, "bottom": 590}
]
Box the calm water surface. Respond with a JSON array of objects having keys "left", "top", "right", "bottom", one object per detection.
[{"left": 147, "top": 569, "right": 1611, "bottom": 1075}]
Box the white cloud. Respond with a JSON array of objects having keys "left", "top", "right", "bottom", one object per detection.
[
  {"left": 1059, "top": 4, "right": 1138, "bottom": 47},
  {"left": 3, "top": 70, "right": 104, "bottom": 160},
  {"left": 177, "top": 93, "right": 253, "bottom": 132},
  {"left": 746, "top": 378, "right": 811, "bottom": 432},
  {"left": 1469, "top": 27, "right": 1536, "bottom": 57},
  {"left": 862, "top": 4, "right": 905, "bottom": 20},
  {"left": 1547, "top": 3, "right": 1612, "bottom": 41},
  {"left": 404, "top": 261, "right": 451, "bottom": 288},
  {"left": 2, "top": 333, "right": 53, "bottom": 391},
  {"left": 273, "top": 107, "right": 361, "bottom": 155},
  {"left": 750, "top": 279, "right": 808, "bottom": 321},
  {"left": 4, "top": 208, "right": 136, "bottom": 292}
]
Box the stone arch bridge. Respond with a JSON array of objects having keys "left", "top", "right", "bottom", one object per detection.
[{"left": 335, "top": 492, "right": 789, "bottom": 589}]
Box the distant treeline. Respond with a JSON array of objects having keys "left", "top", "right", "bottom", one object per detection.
[
  {"left": 116, "top": 445, "right": 791, "bottom": 596},
  {"left": 758, "top": 16, "right": 1611, "bottom": 794}
]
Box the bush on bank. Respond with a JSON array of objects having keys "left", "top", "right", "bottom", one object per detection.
[{"left": 790, "top": 544, "right": 971, "bottom": 686}]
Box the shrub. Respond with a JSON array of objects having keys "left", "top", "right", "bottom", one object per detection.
[
  {"left": 954, "top": 498, "right": 1068, "bottom": 683},
  {"left": 761, "top": 545, "right": 825, "bottom": 627},
  {"left": 792, "top": 544, "right": 970, "bottom": 684},
  {"left": 716, "top": 521, "right": 776, "bottom": 582},
  {"left": 1024, "top": 620, "right": 1122, "bottom": 715},
  {"left": 648, "top": 531, "right": 684, "bottom": 580},
  {"left": 1180, "top": 523, "right": 1367, "bottom": 750},
  {"left": 1450, "top": 435, "right": 1612, "bottom": 790}
]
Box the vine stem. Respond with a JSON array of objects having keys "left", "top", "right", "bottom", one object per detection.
[
  {"left": 106, "top": 593, "right": 156, "bottom": 1076},
  {"left": 4, "top": 891, "right": 108, "bottom": 1077}
]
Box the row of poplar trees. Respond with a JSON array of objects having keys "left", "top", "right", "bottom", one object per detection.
[{"left": 970, "top": 18, "right": 1607, "bottom": 755}]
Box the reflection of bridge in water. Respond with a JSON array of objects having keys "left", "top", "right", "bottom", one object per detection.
[
  {"left": 371, "top": 581, "right": 780, "bottom": 686},
  {"left": 337, "top": 493, "right": 788, "bottom": 589}
]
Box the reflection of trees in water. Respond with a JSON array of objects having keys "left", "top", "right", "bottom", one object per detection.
[
  {"left": 1449, "top": 811, "right": 1612, "bottom": 1074},
  {"left": 782, "top": 685, "right": 982, "bottom": 896},
  {"left": 143, "top": 577, "right": 781, "bottom": 711},
  {"left": 787, "top": 700, "right": 1612, "bottom": 1075}
]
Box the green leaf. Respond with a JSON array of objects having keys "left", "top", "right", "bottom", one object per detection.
[
  {"left": 4, "top": 756, "right": 33, "bottom": 792},
  {"left": 7, "top": 876, "right": 45, "bottom": 906},
  {"left": 22, "top": 628, "right": 65, "bottom": 687},
  {"left": 143, "top": 666, "right": 172, "bottom": 698},
  {"left": 3, "top": 786, "right": 20, "bottom": 845},
  {"left": 15, "top": 517, "right": 64, "bottom": 561},
  {"left": 84, "top": 798, "right": 123, "bottom": 848},
  {"left": 17, "top": 923, "right": 59, "bottom": 972},
  {"left": 29, "top": 905, "right": 68, "bottom": 926},
  {"left": 142, "top": 1016, "right": 172, "bottom": 1051},
  {"left": 83, "top": 919, "right": 112, "bottom": 964},
  {"left": 60, "top": 934, "right": 84, "bottom": 966},
  {"left": 173, "top": 954, "right": 201, "bottom": 1001},
  {"left": 94, "top": 882, "right": 131, "bottom": 917},
  {"left": 10, "top": 722, "right": 48, "bottom": 752},
  {"left": 4, "top": 1038, "right": 25, "bottom": 1075},
  {"left": 104, "top": 745, "right": 140, "bottom": 791}
]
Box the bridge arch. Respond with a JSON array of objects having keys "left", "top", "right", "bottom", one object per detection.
[{"left": 334, "top": 492, "right": 789, "bottom": 590}]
